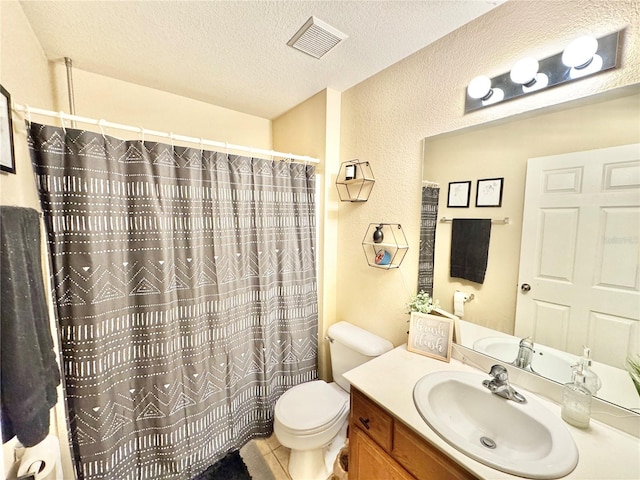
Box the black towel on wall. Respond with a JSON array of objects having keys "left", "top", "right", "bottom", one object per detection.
[
  {"left": 0, "top": 206, "right": 60, "bottom": 447},
  {"left": 450, "top": 218, "right": 492, "bottom": 284}
]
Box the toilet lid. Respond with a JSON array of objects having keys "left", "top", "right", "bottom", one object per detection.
[{"left": 276, "top": 380, "right": 348, "bottom": 432}]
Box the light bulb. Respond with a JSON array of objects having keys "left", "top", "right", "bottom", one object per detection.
[
  {"left": 510, "top": 57, "right": 539, "bottom": 86},
  {"left": 568, "top": 54, "right": 603, "bottom": 79},
  {"left": 483, "top": 88, "right": 504, "bottom": 105},
  {"left": 522, "top": 73, "right": 549, "bottom": 93},
  {"left": 467, "top": 76, "right": 492, "bottom": 100},
  {"left": 562, "top": 35, "right": 599, "bottom": 68}
]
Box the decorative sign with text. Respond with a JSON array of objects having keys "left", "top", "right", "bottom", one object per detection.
[{"left": 408, "top": 312, "right": 454, "bottom": 362}]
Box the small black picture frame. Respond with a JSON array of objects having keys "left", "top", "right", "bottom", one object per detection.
[
  {"left": 1, "top": 84, "right": 16, "bottom": 174},
  {"left": 447, "top": 181, "right": 471, "bottom": 208},
  {"left": 476, "top": 177, "right": 504, "bottom": 207}
]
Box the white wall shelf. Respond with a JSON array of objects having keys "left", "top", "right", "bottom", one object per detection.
[{"left": 362, "top": 223, "right": 408, "bottom": 269}]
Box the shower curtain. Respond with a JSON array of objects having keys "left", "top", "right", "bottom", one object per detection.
[
  {"left": 417, "top": 182, "right": 440, "bottom": 296},
  {"left": 28, "top": 123, "right": 318, "bottom": 480}
]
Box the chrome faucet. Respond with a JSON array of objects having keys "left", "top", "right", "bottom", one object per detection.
[
  {"left": 482, "top": 365, "right": 527, "bottom": 404},
  {"left": 512, "top": 337, "right": 534, "bottom": 371}
]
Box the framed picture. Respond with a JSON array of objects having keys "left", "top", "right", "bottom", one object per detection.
[
  {"left": 447, "top": 181, "right": 471, "bottom": 208},
  {"left": 476, "top": 177, "right": 504, "bottom": 207},
  {"left": 1, "top": 85, "right": 16, "bottom": 174},
  {"left": 407, "top": 312, "right": 454, "bottom": 362}
]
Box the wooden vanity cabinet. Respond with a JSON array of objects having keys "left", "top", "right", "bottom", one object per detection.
[
  {"left": 349, "top": 387, "right": 478, "bottom": 480},
  {"left": 350, "top": 427, "right": 415, "bottom": 480}
]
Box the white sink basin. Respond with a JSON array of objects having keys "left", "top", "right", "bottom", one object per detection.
[
  {"left": 473, "top": 336, "right": 578, "bottom": 384},
  {"left": 414, "top": 370, "right": 578, "bottom": 479}
]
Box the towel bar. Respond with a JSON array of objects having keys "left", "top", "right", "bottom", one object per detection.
[{"left": 440, "top": 217, "right": 509, "bottom": 224}]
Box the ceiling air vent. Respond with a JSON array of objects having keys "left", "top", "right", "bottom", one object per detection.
[{"left": 287, "top": 16, "right": 347, "bottom": 59}]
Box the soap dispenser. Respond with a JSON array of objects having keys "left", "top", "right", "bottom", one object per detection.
[
  {"left": 561, "top": 366, "right": 592, "bottom": 429},
  {"left": 580, "top": 346, "right": 602, "bottom": 395}
]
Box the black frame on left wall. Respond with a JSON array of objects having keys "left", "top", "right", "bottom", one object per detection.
[{"left": 1, "top": 84, "right": 16, "bottom": 174}]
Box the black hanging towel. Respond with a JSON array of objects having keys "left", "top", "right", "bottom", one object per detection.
[
  {"left": 450, "top": 218, "right": 491, "bottom": 284},
  {"left": 0, "top": 206, "right": 60, "bottom": 446}
]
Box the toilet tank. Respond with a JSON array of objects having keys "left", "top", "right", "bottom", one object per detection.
[{"left": 327, "top": 321, "right": 394, "bottom": 392}]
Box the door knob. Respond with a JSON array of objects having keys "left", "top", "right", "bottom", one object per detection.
[{"left": 521, "top": 283, "right": 531, "bottom": 292}]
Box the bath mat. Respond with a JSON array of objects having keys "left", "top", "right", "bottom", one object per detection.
[{"left": 192, "top": 450, "right": 251, "bottom": 480}]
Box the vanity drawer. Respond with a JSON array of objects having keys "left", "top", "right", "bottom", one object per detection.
[
  {"left": 350, "top": 388, "right": 393, "bottom": 452},
  {"left": 392, "top": 422, "right": 478, "bottom": 480}
]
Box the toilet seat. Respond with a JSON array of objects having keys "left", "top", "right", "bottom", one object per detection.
[{"left": 275, "top": 380, "right": 349, "bottom": 434}]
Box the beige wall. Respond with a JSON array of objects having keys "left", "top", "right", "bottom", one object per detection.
[
  {"left": 48, "top": 65, "right": 272, "bottom": 151},
  {"left": 0, "top": 0, "right": 55, "bottom": 208},
  {"left": 272, "top": 89, "right": 342, "bottom": 380},
  {"left": 338, "top": 0, "right": 640, "bottom": 347},
  {"left": 426, "top": 91, "right": 640, "bottom": 335}
]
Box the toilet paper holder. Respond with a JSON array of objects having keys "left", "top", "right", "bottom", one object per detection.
[{"left": 455, "top": 291, "right": 474, "bottom": 302}]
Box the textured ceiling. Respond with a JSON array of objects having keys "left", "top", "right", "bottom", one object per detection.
[{"left": 19, "top": 0, "right": 504, "bottom": 119}]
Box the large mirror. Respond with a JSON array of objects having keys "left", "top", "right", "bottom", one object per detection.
[{"left": 423, "top": 84, "right": 640, "bottom": 412}]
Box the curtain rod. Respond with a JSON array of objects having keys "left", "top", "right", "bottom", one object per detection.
[{"left": 12, "top": 104, "right": 320, "bottom": 164}]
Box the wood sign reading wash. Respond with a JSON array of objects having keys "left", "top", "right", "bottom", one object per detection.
[{"left": 408, "top": 312, "right": 454, "bottom": 362}]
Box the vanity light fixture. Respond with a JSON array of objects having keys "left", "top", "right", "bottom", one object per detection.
[{"left": 465, "top": 30, "right": 620, "bottom": 113}]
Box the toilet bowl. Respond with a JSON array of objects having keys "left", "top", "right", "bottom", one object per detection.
[
  {"left": 274, "top": 380, "right": 349, "bottom": 480},
  {"left": 273, "top": 321, "right": 393, "bottom": 480}
]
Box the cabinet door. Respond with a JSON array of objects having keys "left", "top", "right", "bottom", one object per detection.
[
  {"left": 392, "top": 422, "right": 478, "bottom": 480},
  {"left": 350, "top": 426, "right": 415, "bottom": 480},
  {"left": 350, "top": 388, "right": 393, "bottom": 451}
]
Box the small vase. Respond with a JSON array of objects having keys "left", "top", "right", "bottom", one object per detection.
[{"left": 373, "top": 225, "right": 384, "bottom": 243}]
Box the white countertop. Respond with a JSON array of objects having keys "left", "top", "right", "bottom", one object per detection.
[{"left": 343, "top": 345, "right": 640, "bottom": 480}]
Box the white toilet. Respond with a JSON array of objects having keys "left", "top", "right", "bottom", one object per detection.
[{"left": 274, "top": 321, "right": 393, "bottom": 480}]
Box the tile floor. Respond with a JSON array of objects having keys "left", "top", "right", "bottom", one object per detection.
[
  {"left": 240, "top": 434, "right": 291, "bottom": 480},
  {"left": 240, "top": 434, "right": 348, "bottom": 480}
]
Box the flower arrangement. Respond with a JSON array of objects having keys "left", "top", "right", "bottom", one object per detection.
[{"left": 406, "top": 290, "right": 439, "bottom": 314}]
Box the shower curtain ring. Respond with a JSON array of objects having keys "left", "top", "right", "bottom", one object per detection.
[
  {"left": 98, "top": 119, "right": 106, "bottom": 138},
  {"left": 140, "top": 127, "right": 146, "bottom": 145},
  {"left": 59, "top": 111, "right": 66, "bottom": 132},
  {"left": 25, "top": 105, "right": 32, "bottom": 126}
]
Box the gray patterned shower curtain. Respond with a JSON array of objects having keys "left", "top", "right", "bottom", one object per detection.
[
  {"left": 417, "top": 183, "right": 440, "bottom": 295},
  {"left": 28, "top": 123, "right": 318, "bottom": 480}
]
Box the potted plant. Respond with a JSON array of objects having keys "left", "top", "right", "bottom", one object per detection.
[
  {"left": 626, "top": 355, "right": 640, "bottom": 396},
  {"left": 406, "top": 290, "right": 439, "bottom": 314}
]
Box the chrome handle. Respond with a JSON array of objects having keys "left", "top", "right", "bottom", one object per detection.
[{"left": 521, "top": 283, "right": 531, "bottom": 293}]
